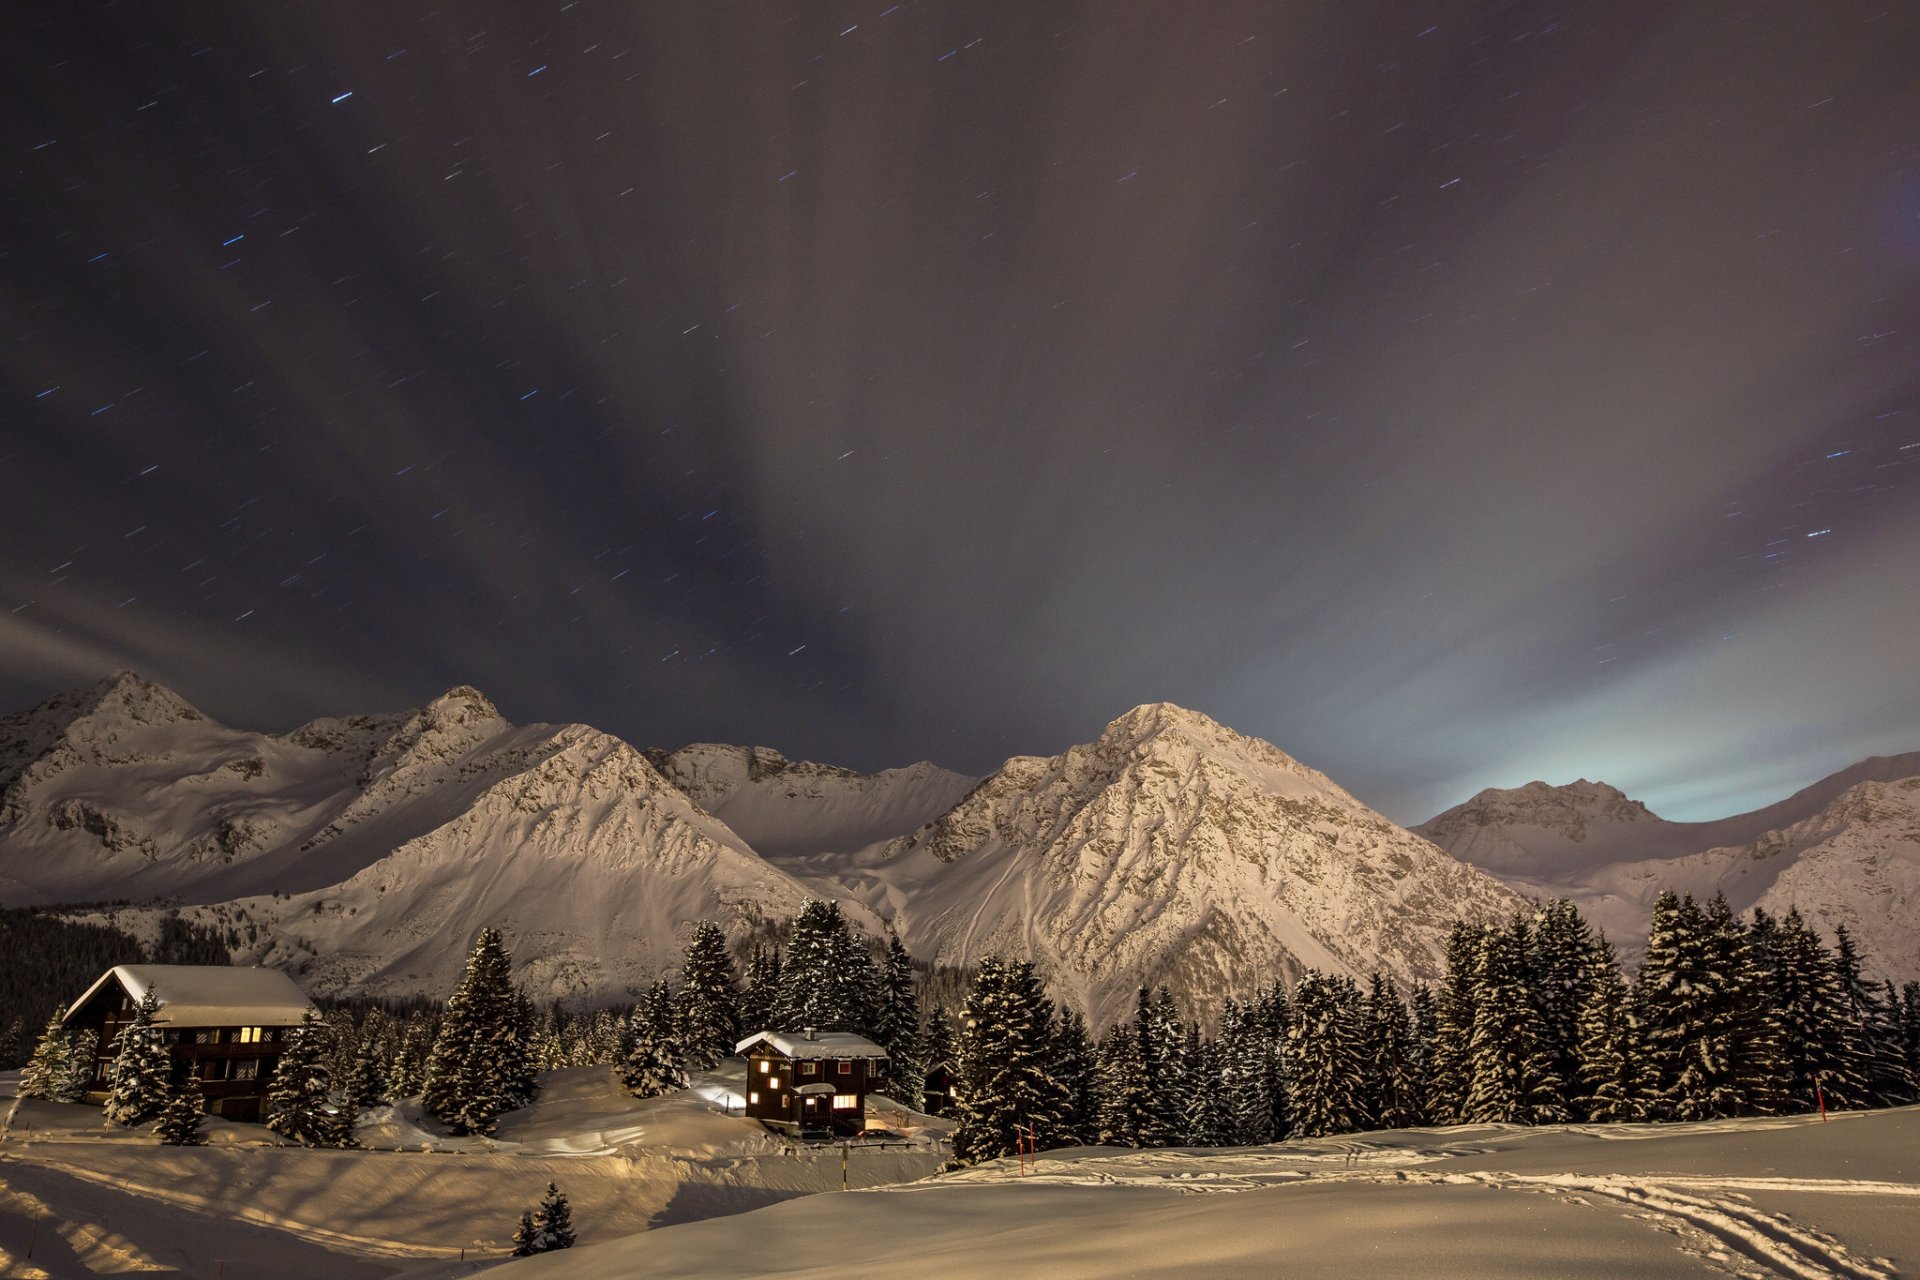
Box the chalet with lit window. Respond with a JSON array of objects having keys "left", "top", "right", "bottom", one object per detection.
[
  {"left": 63, "top": 964, "right": 315, "bottom": 1123},
  {"left": 736, "top": 1028, "right": 889, "bottom": 1136}
]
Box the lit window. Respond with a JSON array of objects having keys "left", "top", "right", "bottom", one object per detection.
[
  {"left": 800, "top": 1062, "right": 817, "bottom": 1076},
  {"left": 832, "top": 1094, "right": 858, "bottom": 1110},
  {"left": 749, "top": 1091, "right": 759, "bottom": 1105},
  {"left": 759, "top": 1060, "right": 770, "bottom": 1074},
  {"left": 235, "top": 1027, "right": 264, "bottom": 1044}
]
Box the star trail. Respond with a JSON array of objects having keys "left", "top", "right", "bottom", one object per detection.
[{"left": 3, "top": 1, "right": 1917, "bottom": 823}]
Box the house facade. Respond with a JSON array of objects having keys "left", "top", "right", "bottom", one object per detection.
[
  {"left": 63, "top": 964, "right": 315, "bottom": 1122},
  {"left": 736, "top": 1028, "right": 889, "bottom": 1135}
]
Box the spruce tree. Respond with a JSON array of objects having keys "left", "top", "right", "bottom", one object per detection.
[
  {"left": 1406, "top": 984, "right": 1438, "bottom": 1123},
  {"left": 1529, "top": 900, "right": 1603, "bottom": 1118},
  {"left": 266, "top": 1011, "right": 351, "bottom": 1147},
  {"left": 620, "top": 981, "right": 688, "bottom": 1098},
  {"left": 534, "top": 1181, "right": 576, "bottom": 1250},
  {"left": 775, "top": 900, "right": 876, "bottom": 1033},
  {"left": 1285, "top": 970, "right": 1366, "bottom": 1138},
  {"left": 674, "top": 920, "right": 742, "bottom": 1070},
  {"left": 19, "top": 1011, "right": 77, "bottom": 1102},
  {"left": 920, "top": 1005, "right": 956, "bottom": 1115},
  {"left": 1218, "top": 999, "right": 1277, "bottom": 1145},
  {"left": 104, "top": 989, "right": 173, "bottom": 1127},
  {"left": 1429, "top": 923, "right": 1486, "bottom": 1124},
  {"left": 1834, "top": 926, "right": 1909, "bottom": 1106},
  {"left": 1183, "top": 1038, "right": 1230, "bottom": 1146},
  {"left": 1463, "top": 918, "right": 1566, "bottom": 1125},
  {"left": 421, "top": 927, "right": 534, "bottom": 1135},
  {"left": 154, "top": 1078, "right": 208, "bottom": 1146},
  {"left": 510, "top": 1211, "right": 539, "bottom": 1257},
  {"left": 740, "top": 945, "right": 782, "bottom": 1033},
  {"left": 1574, "top": 938, "right": 1643, "bottom": 1122},
  {"left": 1051, "top": 1009, "right": 1098, "bottom": 1144},
  {"left": 1704, "top": 893, "right": 1786, "bottom": 1116},
  {"left": 1761, "top": 908, "right": 1864, "bottom": 1112},
  {"left": 872, "top": 935, "right": 923, "bottom": 1098},
  {"left": 1362, "top": 972, "right": 1424, "bottom": 1130},
  {"left": 1095, "top": 1021, "right": 1154, "bottom": 1147},
  {"left": 951, "top": 957, "right": 1067, "bottom": 1164}
]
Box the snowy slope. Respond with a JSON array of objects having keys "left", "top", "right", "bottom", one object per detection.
[
  {"left": 1417, "top": 761, "right": 1920, "bottom": 978},
  {"left": 485, "top": 1107, "right": 1920, "bottom": 1280},
  {"left": 649, "top": 743, "right": 976, "bottom": 860},
  {"left": 816, "top": 704, "right": 1523, "bottom": 1026}
]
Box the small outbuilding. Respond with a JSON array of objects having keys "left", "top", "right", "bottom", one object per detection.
[
  {"left": 63, "top": 964, "right": 315, "bottom": 1122},
  {"left": 736, "top": 1027, "right": 889, "bottom": 1136}
]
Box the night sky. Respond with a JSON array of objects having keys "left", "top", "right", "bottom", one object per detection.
[{"left": 4, "top": 2, "right": 1918, "bottom": 825}]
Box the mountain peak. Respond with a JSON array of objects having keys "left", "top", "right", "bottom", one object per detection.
[
  {"left": 79, "top": 669, "right": 205, "bottom": 727},
  {"left": 421, "top": 684, "right": 502, "bottom": 726}
]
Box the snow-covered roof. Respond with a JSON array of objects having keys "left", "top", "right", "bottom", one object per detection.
[
  {"left": 734, "top": 1029, "right": 889, "bottom": 1059},
  {"left": 66, "top": 964, "right": 313, "bottom": 1027}
]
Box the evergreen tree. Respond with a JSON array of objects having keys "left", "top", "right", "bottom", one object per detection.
[
  {"left": 344, "top": 1051, "right": 387, "bottom": 1111},
  {"left": 19, "top": 1011, "right": 77, "bottom": 1102},
  {"left": 266, "top": 1011, "right": 351, "bottom": 1147},
  {"left": 1095, "top": 1020, "right": 1154, "bottom": 1147},
  {"left": 1362, "top": 972, "right": 1424, "bottom": 1130},
  {"left": 1529, "top": 900, "right": 1603, "bottom": 1119},
  {"left": 1760, "top": 908, "right": 1863, "bottom": 1112},
  {"left": 421, "top": 927, "right": 535, "bottom": 1135},
  {"left": 920, "top": 1005, "right": 956, "bottom": 1115},
  {"left": 510, "top": 1211, "right": 539, "bottom": 1257},
  {"left": 1429, "top": 922, "right": 1486, "bottom": 1124},
  {"left": 1051, "top": 1009, "right": 1098, "bottom": 1144},
  {"left": 872, "top": 935, "right": 923, "bottom": 1099},
  {"left": 1183, "top": 1037, "right": 1230, "bottom": 1146},
  {"left": 154, "top": 1078, "right": 207, "bottom": 1146},
  {"left": 1218, "top": 999, "right": 1277, "bottom": 1145},
  {"left": 951, "top": 957, "right": 1067, "bottom": 1164},
  {"left": 1899, "top": 982, "right": 1920, "bottom": 1098},
  {"left": 533, "top": 1181, "right": 576, "bottom": 1251},
  {"left": 1463, "top": 917, "right": 1566, "bottom": 1125},
  {"left": 1703, "top": 894, "right": 1786, "bottom": 1116},
  {"left": 388, "top": 1023, "right": 427, "bottom": 1100},
  {"left": 674, "top": 921, "right": 742, "bottom": 1070},
  {"left": 1285, "top": 970, "right": 1366, "bottom": 1138},
  {"left": 1834, "top": 926, "right": 1909, "bottom": 1106},
  {"left": 620, "top": 981, "right": 689, "bottom": 1098},
  {"left": 1406, "top": 983, "right": 1438, "bottom": 1123},
  {"left": 103, "top": 989, "right": 173, "bottom": 1127},
  {"left": 1572, "top": 937, "right": 1642, "bottom": 1121},
  {"left": 775, "top": 900, "right": 876, "bottom": 1033},
  {"left": 740, "top": 945, "right": 782, "bottom": 1033}
]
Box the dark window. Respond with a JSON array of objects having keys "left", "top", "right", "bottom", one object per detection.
[
  {"left": 195, "top": 1029, "right": 216, "bottom": 1045},
  {"left": 800, "top": 1062, "right": 817, "bottom": 1076},
  {"left": 233, "top": 1059, "right": 259, "bottom": 1081},
  {"left": 836, "top": 1059, "right": 851, "bottom": 1075}
]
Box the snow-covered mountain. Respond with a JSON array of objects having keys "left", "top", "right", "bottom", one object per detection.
[
  {"left": 805, "top": 703, "right": 1524, "bottom": 1026},
  {"left": 647, "top": 743, "right": 976, "bottom": 860},
  {"left": 1416, "top": 756, "right": 1920, "bottom": 979},
  {"left": 0, "top": 672, "right": 829, "bottom": 999}
]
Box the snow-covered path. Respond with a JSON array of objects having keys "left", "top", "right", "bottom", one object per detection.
[{"left": 478, "top": 1107, "right": 1919, "bottom": 1280}]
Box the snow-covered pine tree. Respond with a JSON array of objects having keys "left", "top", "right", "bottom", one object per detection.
[
  {"left": 1834, "top": 926, "right": 1910, "bottom": 1106},
  {"left": 1217, "top": 999, "right": 1276, "bottom": 1146},
  {"left": 266, "top": 1011, "right": 352, "bottom": 1147},
  {"left": 1094, "top": 1020, "right": 1153, "bottom": 1146},
  {"left": 674, "top": 920, "right": 742, "bottom": 1070},
  {"left": 1285, "top": 970, "right": 1366, "bottom": 1138},
  {"left": 775, "top": 900, "right": 865, "bottom": 1032},
  {"left": 1462, "top": 916, "right": 1566, "bottom": 1125},
  {"left": 1572, "top": 937, "right": 1641, "bottom": 1121},
  {"left": 921, "top": 1004, "right": 956, "bottom": 1114},
  {"left": 872, "top": 935, "right": 923, "bottom": 1099},
  {"left": 1703, "top": 893, "right": 1785, "bottom": 1116},
  {"left": 344, "top": 1051, "right": 387, "bottom": 1111},
  {"left": 1760, "top": 907, "right": 1865, "bottom": 1112},
  {"left": 1183, "top": 1037, "right": 1230, "bottom": 1146},
  {"left": 1883, "top": 980, "right": 1920, "bottom": 1106},
  {"left": 154, "top": 1078, "right": 207, "bottom": 1146},
  {"left": 421, "top": 927, "right": 532, "bottom": 1135},
  {"left": 1528, "top": 899, "right": 1603, "bottom": 1120},
  {"left": 1899, "top": 982, "right": 1920, "bottom": 1100},
  {"left": 510, "top": 1211, "right": 539, "bottom": 1257},
  {"left": 1362, "top": 972, "right": 1424, "bottom": 1130},
  {"left": 103, "top": 989, "right": 173, "bottom": 1127},
  {"left": 951, "top": 957, "right": 1068, "bottom": 1164},
  {"left": 1252, "top": 981, "right": 1292, "bottom": 1140},
  {"left": 65, "top": 1030, "right": 98, "bottom": 1103},
  {"left": 1406, "top": 983, "right": 1437, "bottom": 1124},
  {"left": 533, "top": 1181, "right": 575, "bottom": 1250},
  {"left": 1636, "top": 891, "right": 1764, "bottom": 1121},
  {"left": 1051, "top": 1008, "right": 1098, "bottom": 1143},
  {"left": 388, "top": 1022, "right": 427, "bottom": 1100},
  {"left": 740, "top": 945, "right": 782, "bottom": 1034},
  {"left": 1428, "top": 922, "right": 1486, "bottom": 1124},
  {"left": 19, "top": 1011, "right": 77, "bottom": 1102},
  {"left": 619, "top": 981, "right": 688, "bottom": 1098}
]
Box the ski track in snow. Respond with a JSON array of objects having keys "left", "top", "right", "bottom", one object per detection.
[{"left": 917, "top": 1151, "right": 1904, "bottom": 1280}]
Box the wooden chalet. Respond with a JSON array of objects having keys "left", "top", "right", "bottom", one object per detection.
[
  {"left": 736, "top": 1027, "right": 889, "bottom": 1135},
  {"left": 64, "top": 964, "right": 314, "bottom": 1122},
  {"left": 920, "top": 1061, "right": 956, "bottom": 1117}
]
